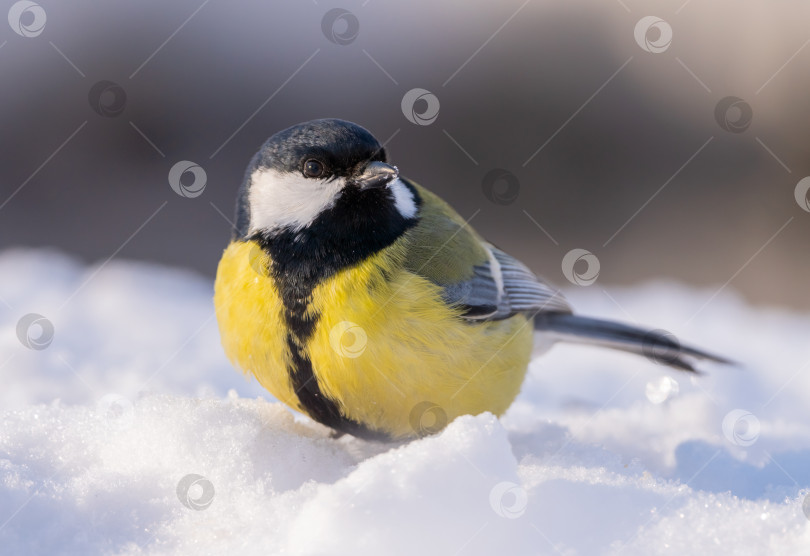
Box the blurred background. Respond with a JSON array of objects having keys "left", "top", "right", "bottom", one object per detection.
[{"left": 1, "top": 0, "right": 808, "bottom": 310}]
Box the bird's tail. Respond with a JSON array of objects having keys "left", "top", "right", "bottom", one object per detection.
[{"left": 533, "top": 312, "right": 732, "bottom": 373}]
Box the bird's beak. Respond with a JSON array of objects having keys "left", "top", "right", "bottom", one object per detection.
[{"left": 352, "top": 161, "right": 399, "bottom": 190}]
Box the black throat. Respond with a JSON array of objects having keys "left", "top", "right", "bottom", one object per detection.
[
  {"left": 249, "top": 180, "right": 420, "bottom": 440},
  {"left": 253, "top": 180, "right": 419, "bottom": 297}
]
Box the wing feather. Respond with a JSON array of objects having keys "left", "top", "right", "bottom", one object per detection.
[
  {"left": 400, "top": 181, "right": 569, "bottom": 321},
  {"left": 438, "top": 243, "right": 570, "bottom": 321}
]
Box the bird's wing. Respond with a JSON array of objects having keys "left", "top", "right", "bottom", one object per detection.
[
  {"left": 398, "top": 183, "right": 729, "bottom": 373},
  {"left": 400, "top": 181, "right": 570, "bottom": 321},
  {"left": 442, "top": 244, "right": 571, "bottom": 319}
]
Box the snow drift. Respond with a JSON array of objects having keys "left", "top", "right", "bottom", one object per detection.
[{"left": 1, "top": 249, "right": 809, "bottom": 555}]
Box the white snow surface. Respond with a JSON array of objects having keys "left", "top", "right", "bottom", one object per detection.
[{"left": 1, "top": 248, "right": 809, "bottom": 555}]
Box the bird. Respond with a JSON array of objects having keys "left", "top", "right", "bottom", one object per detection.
[{"left": 213, "top": 118, "right": 729, "bottom": 442}]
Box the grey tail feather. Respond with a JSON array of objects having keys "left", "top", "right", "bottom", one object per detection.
[{"left": 533, "top": 312, "right": 733, "bottom": 373}]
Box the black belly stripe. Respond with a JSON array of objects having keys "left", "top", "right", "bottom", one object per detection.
[
  {"left": 281, "top": 302, "right": 389, "bottom": 441},
  {"left": 284, "top": 332, "right": 388, "bottom": 441},
  {"left": 247, "top": 180, "right": 422, "bottom": 442}
]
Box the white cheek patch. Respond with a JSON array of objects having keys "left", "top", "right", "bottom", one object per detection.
[
  {"left": 388, "top": 178, "right": 418, "bottom": 219},
  {"left": 247, "top": 168, "right": 344, "bottom": 234}
]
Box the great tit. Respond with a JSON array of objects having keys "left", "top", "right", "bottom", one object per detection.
[{"left": 214, "top": 119, "right": 728, "bottom": 441}]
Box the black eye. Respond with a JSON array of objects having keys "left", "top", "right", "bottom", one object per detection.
[{"left": 303, "top": 159, "right": 325, "bottom": 178}]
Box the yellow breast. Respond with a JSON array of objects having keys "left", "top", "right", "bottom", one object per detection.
[{"left": 214, "top": 239, "right": 533, "bottom": 440}]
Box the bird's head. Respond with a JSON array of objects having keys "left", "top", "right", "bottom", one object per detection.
[{"left": 234, "top": 119, "right": 418, "bottom": 239}]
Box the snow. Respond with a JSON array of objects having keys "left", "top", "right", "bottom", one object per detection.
[{"left": 1, "top": 248, "right": 809, "bottom": 555}]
